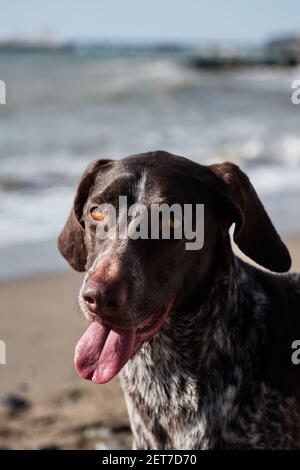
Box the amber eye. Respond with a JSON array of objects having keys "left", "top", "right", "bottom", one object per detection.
[
  {"left": 90, "top": 208, "right": 107, "bottom": 222},
  {"left": 168, "top": 217, "right": 182, "bottom": 230}
]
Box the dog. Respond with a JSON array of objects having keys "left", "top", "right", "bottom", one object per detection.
[{"left": 58, "top": 150, "right": 300, "bottom": 449}]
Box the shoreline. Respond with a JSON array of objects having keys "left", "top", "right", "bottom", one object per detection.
[{"left": 0, "top": 234, "right": 299, "bottom": 283}]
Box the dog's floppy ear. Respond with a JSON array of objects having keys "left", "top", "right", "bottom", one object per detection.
[
  {"left": 57, "top": 159, "right": 112, "bottom": 272},
  {"left": 209, "top": 162, "right": 291, "bottom": 273}
]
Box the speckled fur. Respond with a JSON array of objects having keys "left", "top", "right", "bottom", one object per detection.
[{"left": 121, "top": 258, "right": 300, "bottom": 450}]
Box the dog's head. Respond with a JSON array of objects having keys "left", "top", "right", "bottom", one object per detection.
[{"left": 58, "top": 150, "right": 291, "bottom": 383}]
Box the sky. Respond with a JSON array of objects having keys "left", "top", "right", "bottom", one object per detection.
[{"left": 0, "top": 0, "right": 299, "bottom": 43}]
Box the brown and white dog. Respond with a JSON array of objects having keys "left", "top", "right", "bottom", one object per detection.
[{"left": 58, "top": 150, "right": 300, "bottom": 449}]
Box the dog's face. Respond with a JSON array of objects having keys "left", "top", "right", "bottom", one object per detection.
[
  {"left": 80, "top": 154, "right": 219, "bottom": 329},
  {"left": 58, "top": 151, "right": 291, "bottom": 384}
]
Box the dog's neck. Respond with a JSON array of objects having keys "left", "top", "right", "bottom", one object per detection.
[
  {"left": 124, "top": 253, "right": 265, "bottom": 386},
  {"left": 156, "top": 255, "right": 248, "bottom": 368}
]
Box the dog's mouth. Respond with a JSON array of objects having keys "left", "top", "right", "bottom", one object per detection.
[{"left": 74, "top": 294, "right": 176, "bottom": 384}]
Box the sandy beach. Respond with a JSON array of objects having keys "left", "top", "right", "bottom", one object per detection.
[
  {"left": 0, "top": 270, "right": 131, "bottom": 449},
  {"left": 0, "top": 236, "right": 299, "bottom": 449}
]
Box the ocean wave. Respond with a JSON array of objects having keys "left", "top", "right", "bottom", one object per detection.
[
  {"left": 0, "top": 186, "right": 74, "bottom": 246},
  {"left": 0, "top": 54, "right": 299, "bottom": 246}
]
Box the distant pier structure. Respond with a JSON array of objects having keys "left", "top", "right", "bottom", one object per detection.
[
  {"left": 265, "top": 34, "right": 300, "bottom": 66},
  {"left": 190, "top": 33, "right": 300, "bottom": 70}
]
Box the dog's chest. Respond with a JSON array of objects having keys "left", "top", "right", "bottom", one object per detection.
[
  {"left": 120, "top": 348, "right": 209, "bottom": 450},
  {"left": 120, "top": 343, "right": 300, "bottom": 450}
]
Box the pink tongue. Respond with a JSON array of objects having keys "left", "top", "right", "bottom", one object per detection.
[{"left": 74, "top": 321, "right": 136, "bottom": 384}]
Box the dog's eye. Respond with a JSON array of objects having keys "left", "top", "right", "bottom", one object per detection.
[
  {"left": 168, "top": 217, "right": 182, "bottom": 230},
  {"left": 90, "top": 208, "right": 107, "bottom": 222}
]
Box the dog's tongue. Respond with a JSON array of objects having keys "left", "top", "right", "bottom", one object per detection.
[{"left": 74, "top": 321, "right": 136, "bottom": 384}]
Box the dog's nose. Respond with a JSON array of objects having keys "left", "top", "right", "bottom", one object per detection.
[{"left": 82, "top": 274, "right": 128, "bottom": 319}]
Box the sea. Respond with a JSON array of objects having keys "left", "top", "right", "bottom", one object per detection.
[{"left": 0, "top": 46, "right": 300, "bottom": 279}]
